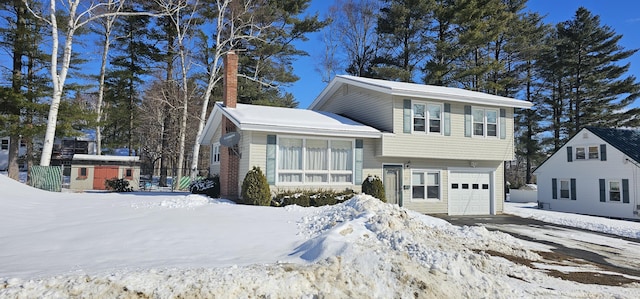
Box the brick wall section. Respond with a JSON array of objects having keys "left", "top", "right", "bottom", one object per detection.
[
  {"left": 223, "top": 51, "right": 238, "bottom": 108},
  {"left": 220, "top": 51, "right": 240, "bottom": 200},
  {"left": 220, "top": 117, "right": 240, "bottom": 200}
]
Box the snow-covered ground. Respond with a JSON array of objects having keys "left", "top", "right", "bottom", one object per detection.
[{"left": 1, "top": 174, "right": 640, "bottom": 298}]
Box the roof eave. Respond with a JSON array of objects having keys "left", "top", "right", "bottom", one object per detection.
[
  {"left": 310, "top": 76, "right": 533, "bottom": 110},
  {"left": 239, "top": 123, "right": 382, "bottom": 138}
]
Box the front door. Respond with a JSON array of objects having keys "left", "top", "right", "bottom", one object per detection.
[{"left": 383, "top": 165, "right": 403, "bottom": 206}]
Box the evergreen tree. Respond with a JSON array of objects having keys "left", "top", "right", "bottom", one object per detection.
[
  {"left": 556, "top": 7, "right": 640, "bottom": 135},
  {"left": 375, "top": 0, "right": 432, "bottom": 82},
  {"left": 102, "top": 3, "right": 157, "bottom": 155},
  {"left": 511, "top": 12, "right": 550, "bottom": 184},
  {"left": 237, "top": 0, "right": 328, "bottom": 107},
  {"left": 0, "top": 0, "right": 49, "bottom": 180},
  {"left": 422, "top": 0, "right": 459, "bottom": 86}
]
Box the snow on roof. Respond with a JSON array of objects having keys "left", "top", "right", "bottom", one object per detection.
[
  {"left": 216, "top": 102, "right": 381, "bottom": 138},
  {"left": 72, "top": 154, "right": 139, "bottom": 162},
  {"left": 309, "top": 75, "right": 534, "bottom": 109}
]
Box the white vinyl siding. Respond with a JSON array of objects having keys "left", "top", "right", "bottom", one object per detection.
[
  {"left": 384, "top": 99, "right": 515, "bottom": 161},
  {"left": 312, "top": 85, "right": 393, "bottom": 132}
]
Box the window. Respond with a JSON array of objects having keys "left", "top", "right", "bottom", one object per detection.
[
  {"left": 211, "top": 143, "right": 220, "bottom": 164},
  {"left": 78, "top": 167, "right": 87, "bottom": 179},
  {"left": 472, "top": 108, "right": 499, "bottom": 137},
  {"left": 412, "top": 102, "right": 442, "bottom": 134},
  {"left": 609, "top": 181, "right": 621, "bottom": 202},
  {"left": 588, "top": 146, "right": 599, "bottom": 159},
  {"left": 1, "top": 139, "right": 8, "bottom": 150},
  {"left": 125, "top": 168, "right": 133, "bottom": 179},
  {"left": 277, "top": 137, "right": 354, "bottom": 184},
  {"left": 560, "top": 180, "right": 570, "bottom": 199},
  {"left": 412, "top": 170, "right": 440, "bottom": 200},
  {"left": 575, "top": 145, "right": 599, "bottom": 160},
  {"left": 413, "top": 104, "right": 426, "bottom": 132},
  {"left": 428, "top": 104, "right": 441, "bottom": 133},
  {"left": 576, "top": 147, "right": 586, "bottom": 160}
]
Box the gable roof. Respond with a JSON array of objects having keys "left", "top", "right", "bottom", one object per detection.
[
  {"left": 309, "top": 75, "right": 534, "bottom": 110},
  {"left": 533, "top": 127, "right": 640, "bottom": 173},
  {"left": 199, "top": 102, "right": 382, "bottom": 145},
  {"left": 586, "top": 127, "right": 640, "bottom": 163}
]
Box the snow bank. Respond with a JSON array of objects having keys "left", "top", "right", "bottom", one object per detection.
[{"left": 2, "top": 175, "right": 640, "bottom": 298}]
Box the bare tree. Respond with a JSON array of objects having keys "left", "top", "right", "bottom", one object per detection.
[
  {"left": 94, "top": 0, "right": 127, "bottom": 156},
  {"left": 155, "top": 0, "right": 200, "bottom": 185},
  {"left": 22, "top": 0, "right": 164, "bottom": 166},
  {"left": 189, "top": 0, "right": 265, "bottom": 179},
  {"left": 319, "top": 0, "right": 380, "bottom": 80}
]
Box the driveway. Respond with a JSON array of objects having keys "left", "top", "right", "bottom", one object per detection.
[{"left": 435, "top": 214, "right": 640, "bottom": 286}]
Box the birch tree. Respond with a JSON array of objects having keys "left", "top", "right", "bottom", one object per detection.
[
  {"left": 94, "top": 0, "right": 126, "bottom": 156},
  {"left": 154, "top": 0, "right": 200, "bottom": 185},
  {"left": 22, "top": 0, "right": 163, "bottom": 166},
  {"left": 189, "top": 0, "right": 262, "bottom": 179}
]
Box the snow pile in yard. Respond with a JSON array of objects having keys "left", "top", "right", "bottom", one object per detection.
[{"left": 1, "top": 174, "right": 640, "bottom": 298}]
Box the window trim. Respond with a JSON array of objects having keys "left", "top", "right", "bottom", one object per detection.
[
  {"left": 124, "top": 168, "right": 134, "bottom": 180},
  {"left": 78, "top": 167, "right": 88, "bottom": 179},
  {"left": 559, "top": 179, "right": 571, "bottom": 200},
  {"left": 607, "top": 179, "right": 622, "bottom": 202},
  {"left": 574, "top": 145, "right": 599, "bottom": 160},
  {"left": 276, "top": 136, "right": 355, "bottom": 185},
  {"left": 0, "top": 139, "right": 8, "bottom": 150},
  {"left": 472, "top": 107, "right": 499, "bottom": 138},
  {"left": 411, "top": 101, "right": 443, "bottom": 135},
  {"left": 410, "top": 169, "right": 441, "bottom": 201}
]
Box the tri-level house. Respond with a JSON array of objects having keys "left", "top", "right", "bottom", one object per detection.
[
  {"left": 534, "top": 127, "right": 640, "bottom": 219},
  {"left": 200, "top": 52, "right": 532, "bottom": 215}
]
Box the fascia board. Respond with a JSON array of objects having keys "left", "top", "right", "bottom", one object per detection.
[
  {"left": 238, "top": 123, "right": 382, "bottom": 139},
  {"left": 311, "top": 75, "right": 533, "bottom": 110}
]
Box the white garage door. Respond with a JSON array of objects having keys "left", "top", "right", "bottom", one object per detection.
[{"left": 448, "top": 171, "right": 492, "bottom": 215}]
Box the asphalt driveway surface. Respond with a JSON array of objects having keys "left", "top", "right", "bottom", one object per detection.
[{"left": 435, "top": 214, "right": 640, "bottom": 286}]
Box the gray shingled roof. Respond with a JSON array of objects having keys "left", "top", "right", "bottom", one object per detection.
[{"left": 587, "top": 127, "right": 640, "bottom": 163}]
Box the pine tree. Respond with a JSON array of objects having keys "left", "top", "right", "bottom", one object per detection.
[
  {"left": 375, "top": 0, "right": 432, "bottom": 82},
  {"left": 511, "top": 12, "right": 551, "bottom": 184},
  {"left": 556, "top": 7, "right": 640, "bottom": 135},
  {"left": 102, "top": 4, "right": 156, "bottom": 155}
]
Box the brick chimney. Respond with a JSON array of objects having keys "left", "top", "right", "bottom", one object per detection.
[{"left": 223, "top": 51, "right": 238, "bottom": 108}]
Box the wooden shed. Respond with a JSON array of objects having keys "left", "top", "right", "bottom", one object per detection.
[{"left": 70, "top": 154, "right": 141, "bottom": 191}]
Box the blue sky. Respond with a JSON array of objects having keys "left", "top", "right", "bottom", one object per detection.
[{"left": 286, "top": 0, "right": 640, "bottom": 108}]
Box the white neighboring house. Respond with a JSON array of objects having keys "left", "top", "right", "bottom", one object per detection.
[
  {"left": 0, "top": 137, "right": 26, "bottom": 171},
  {"left": 534, "top": 127, "right": 640, "bottom": 219}
]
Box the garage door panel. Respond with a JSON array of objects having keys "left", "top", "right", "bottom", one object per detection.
[{"left": 449, "top": 172, "right": 491, "bottom": 215}]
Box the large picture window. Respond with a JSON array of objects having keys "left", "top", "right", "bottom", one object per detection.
[
  {"left": 472, "top": 108, "right": 499, "bottom": 137},
  {"left": 412, "top": 102, "right": 442, "bottom": 134},
  {"left": 277, "top": 137, "right": 354, "bottom": 184},
  {"left": 411, "top": 170, "right": 440, "bottom": 200}
]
